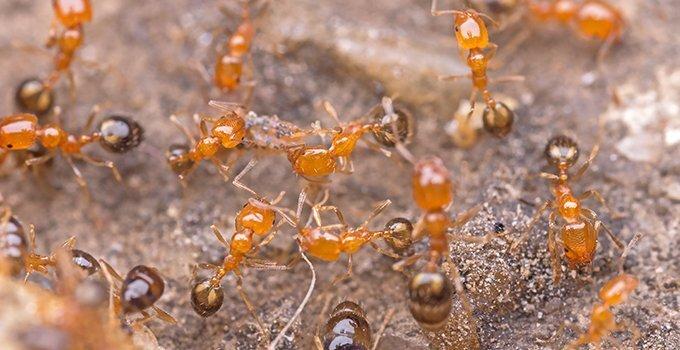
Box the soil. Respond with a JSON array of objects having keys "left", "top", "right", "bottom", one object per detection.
[{"left": 0, "top": 0, "right": 677, "bottom": 349}]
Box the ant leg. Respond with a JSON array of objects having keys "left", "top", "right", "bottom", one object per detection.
[
  {"left": 312, "top": 204, "right": 347, "bottom": 228},
  {"left": 490, "top": 75, "right": 525, "bottom": 84},
  {"left": 369, "top": 242, "right": 400, "bottom": 259},
  {"left": 169, "top": 115, "right": 196, "bottom": 147},
  {"left": 392, "top": 252, "right": 423, "bottom": 273},
  {"left": 547, "top": 211, "right": 562, "bottom": 284},
  {"left": 232, "top": 158, "right": 259, "bottom": 197},
  {"left": 582, "top": 208, "right": 624, "bottom": 250},
  {"left": 444, "top": 254, "right": 480, "bottom": 336},
  {"left": 573, "top": 141, "right": 600, "bottom": 181},
  {"left": 209, "top": 158, "right": 231, "bottom": 182},
  {"left": 210, "top": 224, "right": 230, "bottom": 248},
  {"left": 247, "top": 198, "right": 298, "bottom": 228},
  {"left": 64, "top": 155, "right": 91, "bottom": 200},
  {"left": 313, "top": 293, "right": 334, "bottom": 350},
  {"left": 438, "top": 73, "right": 470, "bottom": 82},
  {"left": 485, "top": 43, "right": 498, "bottom": 62},
  {"left": 511, "top": 200, "right": 551, "bottom": 252},
  {"left": 360, "top": 200, "right": 391, "bottom": 227},
  {"left": 151, "top": 306, "right": 178, "bottom": 324},
  {"left": 618, "top": 233, "right": 643, "bottom": 273},
  {"left": 490, "top": 28, "right": 531, "bottom": 69},
  {"left": 430, "top": 0, "right": 464, "bottom": 16},
  {"left": 579, "top": 189, "right": 626, "bottom": 219},
  {"left": 24, "top": 153, "right": 55, "bottom": 167},
  {"left": 451, "top": 203, "right": 482, "bottom": 228},
  {"left": 371, "top": 308, "right": 395, "bottom": 350},
  {"left": 411, "top": 214, "right": 426, "bottom": 241},
  {"left": 322, "top": 100, "right": 342, "bottom": 126},
  {"left": 596, "top": 35, "right": 616, "bottom": 74},
  {"left": 540, "top": 172, "right": 561, "bottom": 181},
  {"left": 331, "top": 255, "right": 353, "bottom": 285},
  {"left": 67, "top": 69, "right": 77, "bottom": 104},
  {"left": 82, "top": 104, "right": 101, "bottom": 133},
  {"left": 77, "top": 153, "right": 122, "bottom": 182},
  {"left": 235, "top": 273, "right": 269, "bottom": 339}
]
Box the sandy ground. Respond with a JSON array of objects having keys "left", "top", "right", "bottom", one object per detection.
[{"left": 0, "top": 0, "right": 678, "bottom": 349}]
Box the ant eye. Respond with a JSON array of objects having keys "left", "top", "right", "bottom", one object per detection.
[
  {"left": 454, "top": 26, "right": 459, "bottom": 32},
  {"left": 6, "top": 144, "right": 13, "bottom": 148}
]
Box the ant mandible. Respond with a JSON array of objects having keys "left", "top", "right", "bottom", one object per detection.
[
  {"left": 15, "top": 0, "right": 94, "bottom": 116},
  {"left": 431, "top": 0, "right": 520, "bottom": 138},
  {"left": 0, "top": 109, "right": 143, "bottom": 191},
  {"left": 511, "top": 135, "right": 626, "bottom": 282}
]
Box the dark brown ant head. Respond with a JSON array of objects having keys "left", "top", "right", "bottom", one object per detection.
[
  {"left": 97, "top": 115, "right": 144, "bottom": 153},
  {"left": 70, "top": 249, "right": 100, "bottom": 276},
  {"left": 191, "top": 279, "right": 224, "bottom": 317},
  {"left": 545, "top": 135, "right": 580, "bottom": 168},
  {"left": 15, "top": 78, "right": 54, "bottom": 116},
  {"left": 120, "top": 265, "right": 165, "bottom": 313},
  {"left": 383, "top": 217, "right": 413, "bottom": 253},
  {"left": 482, "top": 102, "right": 514, "bottom": 138},
  {"left": 369, "top": 103, "right": 415, "bottom": 147},
  {"left": 408, "top": 269, "right": 452, "bottom": 330},
  {"left": 0, "top": 215, "right": 28, "bottom": 276},
  {"left": 166, "top": 143, "right": 194, "bottom": 175}
]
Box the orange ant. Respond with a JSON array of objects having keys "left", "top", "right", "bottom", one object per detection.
[
  {"left": 99, "top": 261, "right": 177, "bottom": 328},
  {"left": 545, "top": 233, "right": 642, "bottom": 349},
  {"left": 315, "top": 300, "right": 394, "bottom": 350},
  {"left": 431, "top": 0, "right": 520, "bottom": 139},
  {"left": 379, "top": 97, "right": 505, "bottom": 330},
  {"left": 0, "top": 109, "right": 143, "bottom": 191},
  {"left": 15, "top": 0, "right": 93, "bottom": 115},
  {"left": 0, "top": 205, "right": 101, "bottom": 281},
  {"left": 511, "top": 135, "right": 626, "bottom": 282}
]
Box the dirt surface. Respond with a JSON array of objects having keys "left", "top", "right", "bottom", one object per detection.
[{"left": 0, "top": 0, "right": 678, "bottom": 349}]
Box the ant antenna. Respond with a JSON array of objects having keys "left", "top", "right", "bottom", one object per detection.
[
  {"left": 619, "top": 232, "right": 643, "bottom": 274},
  {"left": 382, "top": 97, "right": 416, "bottom": 164}
]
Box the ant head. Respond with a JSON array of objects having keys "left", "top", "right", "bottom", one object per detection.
[
  {"left": 0, "top": 114, "right": 38, "bottom": 151},
  {"left": 1, "top": 215, "right": 28, "bottom": 276},
  {"left": 383, "top": 217, "right": 413, "bottom": 253},
  {"left": 211, "top": 114, "right": 246, "bottom": 149},
  {"left": 482, "top": 102, "right": 514, "bottom": 137},
  {"left": 98, "top": 115, "right": 144, "bottom": 153},
  {"left": 166, "top": 143, "right": 194, "bottom": 175},
  {"left": 369, "top": 102, "right": 415, "bottom": 148},
  {"left": 15, "top": 78, "right": 54, "bottom": 116},
  {"left": 120, "top": 265, "right": 165, "bottom": 313},
  {"left": 598, "top": 273, "right": 638, "bottom": 307},
  {"left": 545, "top": 135, "right": 580, "bottom": 168},
  {"left": 453, "top": 10, "right": 490, "bottom": 50},
  {"left": 191, "top": 279, "right": 224, "bottom": 317},
  {"left": 408, "top": 269, "right": 452, "bottom": 330}
]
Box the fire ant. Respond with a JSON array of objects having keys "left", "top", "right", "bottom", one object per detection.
[
  {"left": 15, "top": 0, "right": 94, "bottom": 115},
  {"left": 0, "top": 205, "right": 100, "bottom": 281},
  {"left": 99, "top": 260, "right": 177, "bottom": 327},
  {"left": 544, "top": 233, "right": 642, "bottom": 349},
  {"left": 431, "top": 0, "right": 520, "bottom": 139},
  {"left": 315, "top": 300, "right": 394, "bottom": 350},
  {"left": 0, "top": 109, "right": 143, "bottom": 190},
  {"left": 511, "top": 135, "right": 626, "bottom": 282},
  {"left": 381, "top": 97, "right": 505, "bottom": 330}
]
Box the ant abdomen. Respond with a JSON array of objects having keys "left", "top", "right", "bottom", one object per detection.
[
  {"left": 70, "top": 249, "right": 101, "bottom": 275},
  {"left": 0, "top": 216, "right": 28, "bottom": 276},
  {"left": 482, "top": 102, "right": 514, "bottom": 138},
  {"left": 191, "top": 279, "right": 224, "bottom": 317},
  {"left": 15, "top": 78, "right": 54, "bottom": 116},
  {"left": 384, "top": 217, "right": 414, "bottom": 254},
  {"left": 323, "top": 301, "right": 372, "bottom": 350},
  {"left": 368, "top": 102, "right": 415, "bottom": 147},
  {"left": 97, "top": 115, "right": 144, "bottom": 153},
  {"left": 408, "top": 269, "right": 453, "bottom": 330},
  {"left": 120, "top": 265, "right": 165, "bottom": 313},
  {"left": 545, "top": 135, "right": 580, "bottom": 167}
]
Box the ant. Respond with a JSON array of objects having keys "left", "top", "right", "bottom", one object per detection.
[
  {"left": 0, "top": 109, "right": 143, "bottom": 191},
  {"left": 431, "top": 0, "right": 520, "bottom": 139},
  {"left": 547, "top": 233, "right": 642, "bottom": 349},
  {"left": 315, "top": 300, "right": 394, "bottom": 350},
  {"left": 381, "top": 97, "right": 505, "bottom": 330},
  {"left": 0, "top": 205, "right": 99, "bottom": 281},
  {"left": 214, "top": 1, "right": 256, "bottom": 102},
  {"left": 99, "top": 260, "right": 177, "bottom": 328},
  {"left": 511, "top": 135, "right": 626, "bottom": 282},
  {"left": 15, "top": 0, "right": 94, "bottom": 115}
]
